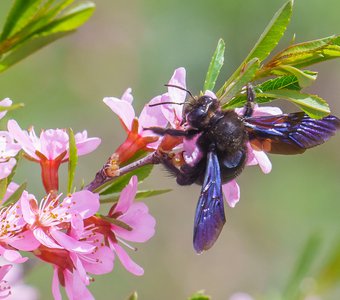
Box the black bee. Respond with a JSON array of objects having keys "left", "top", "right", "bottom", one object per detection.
[{"left": 148, "top": 85, "right": 340, "bottom": 253}]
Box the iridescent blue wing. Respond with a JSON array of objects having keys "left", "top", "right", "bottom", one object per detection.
[
  {"left": 193, "top": 145, "right": 226, "bottom": 254},
  {"left": 244, "top": 112, "right": 340, "bottom": 154}
]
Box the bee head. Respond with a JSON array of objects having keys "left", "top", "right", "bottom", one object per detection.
[{"left": 184, "top": 95, "right": 219, "bottom": 129}]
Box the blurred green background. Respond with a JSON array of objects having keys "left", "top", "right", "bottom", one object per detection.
[{"left": 0, "top": 0, "right": 340, "bottom": 299}]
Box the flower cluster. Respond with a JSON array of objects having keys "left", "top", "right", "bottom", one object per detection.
[{"left": 0, "top": 101, "right": 156, "bottom": 299}]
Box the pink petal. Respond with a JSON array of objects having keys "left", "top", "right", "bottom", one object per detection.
[
  {"left": 52, "top": 268, "right": 62, "bottom": 300},
  {"left": 0, "top": 158, "right": 16, "bottom": 180},
  {"left": 114, "top": 176, "right": 138, "bottom": 214},
  {"left": 64, "top": 190, "right": 100, "bottom": 219},
  {"left": 204, "top": 90, "right": 217, "bottom": 98},
  {"left": 0, "top": 265, "right": 12, "bottom": 281},
  {"left": 0, "top": 98, "right": 12, "bottom": 120},
  {"left": 222, "top": 180, "right": 240, "bottom": 208},
  {"left": 183, "top": 135, "right": 203, "bottom": 166},
  {"left": 2, "top": 249, "right": 27, "bottom": 264},
  {"left": 40, "top": 129, "right": 68, "bottom": 159},
  {"left": 51, "top": 230, "right": 95, "bottom": 253},
  {"left": 7, "top": 120, "right": 37, "bottom": 159},
  {"left": 64, "top": 270, "right": 94, "bottom": 300},
  {"left": 111, "top": 243, "right": 144, "bottom": 276},
  {"left": 139, "top": 95, "right": 168, "bottom": 135},
  {"left": 252, "top": 105, "right": 282, "bottom": 116},
  {"left": 103, "top": 96, "right": 135, "bottom": 131},
  {"left": 10, "top": 230, "right": 40, "bottom": 251},
  {"left": 74, "top": 136, "right": 101, "bottom": 157},
  {"left": 121, "top": 88, "right": 133, "bottom": 104},
  {"left": 168, "top": 67, "right": 187, "bottom": 102},
  {"left": 81, "top": 245, "right": 115, "bottom": 275},
  {"left": 252, "top": 150, "right": 272, "bottom": 174},
  {"left": 20, "top": 196, "right": 36, "bottom": 225},
  {"left": 115, "top": 202, "right": 156, "bottom": 242},
  {"left": 33, "top": 228, "right": 62, "bottom": 249}
]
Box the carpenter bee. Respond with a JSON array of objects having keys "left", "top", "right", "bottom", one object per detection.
[{"left": 148, "top": 85, "right": 340, "bottom": 253}]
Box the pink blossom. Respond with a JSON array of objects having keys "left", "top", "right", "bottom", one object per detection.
[
  {"left": 7, "top": 120, "right": 100, "bottom": 162},
  {"left": 103, "top": 89, "right": 168, "bottom": 167},
  {"left": 0, "top": 258, "right": 38, "bottom": 300},
  {"left": 0, "top": 185, "right": 40, "bottom": 263},
  {"left": 21, "top": 190, "right": 99, "bottom": 250},
  {"left": 86, "top": 175, "right": 156, "bottom": 276},
  {"left": 0, "top": 99, "right": 12, "bottom": 120},
  {"left": 0, "top": 264, "right": 12, "bottom": 298},
  {"left": 7, "top": 120, "right": 101, "bottom": 192}
]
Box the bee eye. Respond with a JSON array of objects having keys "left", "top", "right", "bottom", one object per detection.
[{"left": 187, "top": 108, "right": 207, "bottom": 128}]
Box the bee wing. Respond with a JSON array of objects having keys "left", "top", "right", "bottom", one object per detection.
[
  {"left": 244, "top": 112, "right": 340, "bottom": 154},
  {"left": 193, "top": 146, "right": 226, "bottom": 254}
]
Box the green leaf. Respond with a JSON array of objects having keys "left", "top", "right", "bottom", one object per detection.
[
  {"left": 34, "top": 2, "right": 95, "bottom": 36},
  {"left": 98, "top": 165, "right": 153, "bottom": 195},
  {"left": 203, "top": 39, "right": 225, "bottom": 92},
  {"left": 0, "top": 1, "right": 95, "bottom": 73},
  {"left": 219, "top": 57, "right": 260, "bottom": 101},
  {"left": 0, "top": 178, "right": 8, "bottom": 202},
  {"left": 188, "top": 291, "right": 211, "bottom": 300},
  {"left": 223, "top": 74, "right": 301, "bottom": 109},
  {"left": 3, "top": 182, "right": 27, "bottom": 207},
  {"left": 259, "top": 89, "right": 330, "bottom": 119},
  {"left": 0, "top": 31, "right": 71, "bottom": 72},
  {"left": 67, "top": 128, "right": 77, "bottom": 194},
  {"left": 315, "top": 239, "right": 340, "bottom": 293},
  {"left": 274, "top": 65, "right": 317, "bottom": 88},
  {"left": 127, "top": 292, "right": 138, "bottom": 300},
  {"left": 0, "top": 0, "right": 42, "bottom": 41},
  {"left": 283, "top": 234, "right": 322, "bottom": 300},
  {"left": 217, "top": 0, "right": 293, "bottom": 95},
  {"left": 100, "top": 189, "right": 172, "bottom": 204},
  {"left": 0, "top": 103, "right": 25, "bottom": 113},
  {"left": 259, "top": 75, "right": 302, "bottom": 92},
  {"left": 263, "top": 35, "right": 340, "bottom": 70}
]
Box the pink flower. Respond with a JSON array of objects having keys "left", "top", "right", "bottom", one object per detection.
[
  {"left": 86, "top": 175, "right": 156, "bottom": 276},
  {"left": 7, "top": 120, "right": 101, "bottom": 192},
  {"left": 0, "top": 264, "right": 12, "bottom": 298},
  {"left": 0, "top": 258, "right": 38, "bottom": 300},
  {"left": 21, "top": 190, "right": 99, "bottom": 250},
  {"left": 0, "top": 99, "right": 13, "bottom": 120},
  {"left": 103, "top": 89, "right": 168, "bottom": 169},
  {"left": 0, "top": 184, "right": 40, "bottom": 263},
  {"left": 0, "top": 131, "right": 21, "bottom": 180}
]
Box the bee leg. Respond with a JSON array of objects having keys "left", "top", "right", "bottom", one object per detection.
[
  {"left": 145, "top": 126, "right": 198, "bottom": 137},
  {"left": 243, "top": 83, "right": 255, "bottom": 118}
]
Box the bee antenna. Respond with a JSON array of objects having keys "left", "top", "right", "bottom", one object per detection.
[
  {"left": 164, "top": 84, "right": 195, "bottom": 100},
  {"left": 149, "top": 101, "right": 186, "bottom": 107}
]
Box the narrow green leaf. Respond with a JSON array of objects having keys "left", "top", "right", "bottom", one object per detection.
[
  {"left": 217, "top": 0, "right": 293, "bottom": 95},
  {"left": 203, "top": 39, "right": 225, "bottom": 92},
  {"left": 259, "top": 75, "right": 301, "bottom": 91},
  {"left": 98, "top": 165, "right": 153, "bottom": 195},
  {"left": 0, "top": 178, "right": 8, "bottom": 202},
  {"left": 0, "top": 0, "right": 42, "bottom": 41},
  {"left": 188, "top": 291, "right": 211, "bottom": 300},
  {"left": 315, "top": 239, "right": 340, "bottom": 293},
  {"left": 127, "top": 292, "right": 138, "bottom": 300},
  {"left": 99, "top": 215, "right": 132, "bottom": 231},
  {"left": 223, "top": 74, "right": 301, "bottom": 109},
  {"left": 3, "top": 182, "right": 27, "bottom": 207},
  {"left": 283, "top": 234, "right": 322, "bottom": 300},
  {"left": 276, "top": 65, "right": 317, "bottom": 88},
  {"left": 259, "top": 90, "right": 330, "bottom": 119},
  {"left": 0, "top": 31, "right": 71, "bottom": 73},
  {"left": 0, "top": 103, "right": 25, "bottom": 113},
  {"left": 263, "top": 35, "right": 340, "bottom": 70},
  {"left": 100, "top": 189, "right": 172, "bottom": 204},
  {"left": 219, "top": 58, "right": 260, "bottom": 101},
  {"left": 35, "top": 2, "right": 95, "bottom": 35},
  {"left": 67, "top": 128, "right": 77, "bottom": 194}
]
